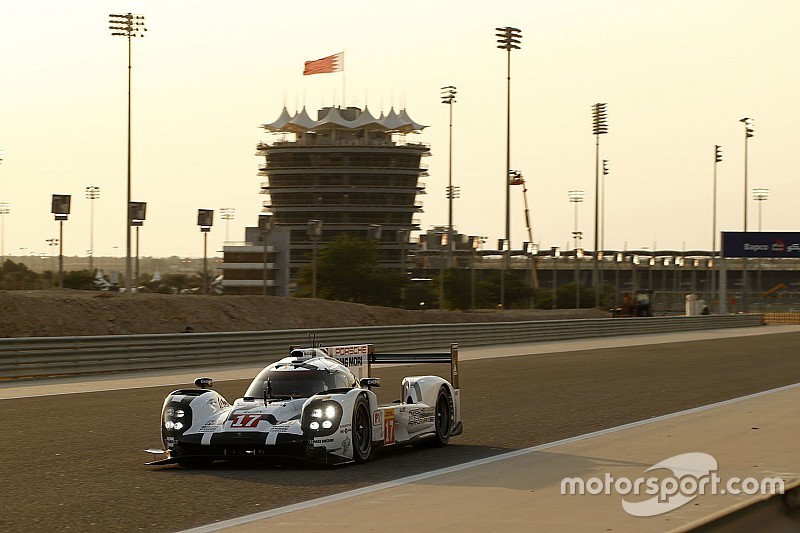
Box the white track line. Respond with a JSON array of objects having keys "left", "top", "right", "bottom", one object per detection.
[{"left": 178, "top": 381, "right": 800, "bottom": 533}]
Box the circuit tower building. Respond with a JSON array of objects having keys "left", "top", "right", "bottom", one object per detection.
[{"left": 222, "top": 106, "right": 429, "bottom": 295}]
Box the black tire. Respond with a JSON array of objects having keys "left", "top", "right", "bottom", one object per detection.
[
  {"left": 176, "top": 456, "right": 213, "bottom": 468},
  {"left": 173, "top": 444, "right": 214, "bottom": 468},
  {"left": 352, "top": 395, "right": 373, "bottom": 463},
  {"left": 431, "top": 387, "right": 452, "bottom": 447}
]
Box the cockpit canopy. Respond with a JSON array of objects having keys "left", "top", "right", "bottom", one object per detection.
[{"left": 244, "top": 363, "right": 358, "bottom": 400}]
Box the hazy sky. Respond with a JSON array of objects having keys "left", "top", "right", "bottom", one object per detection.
[{"left": 1, "top": 1, "right": 798, "bottom": 260}]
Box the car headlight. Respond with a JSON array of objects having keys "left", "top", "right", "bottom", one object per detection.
[
  {"left": 302, "top": 400, "right": 342, "bottom": 437},
  {"left": 163, "top": 403, "right": 192, "bottom": 433}
]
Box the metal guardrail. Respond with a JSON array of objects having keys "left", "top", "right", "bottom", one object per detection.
[{"left": 0, "top": 314, "right": 764, "bottom": 380}]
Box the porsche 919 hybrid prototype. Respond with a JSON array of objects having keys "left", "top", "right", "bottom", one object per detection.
[{"left": 145, "top": 343, "right": 462, "bottom": 466}]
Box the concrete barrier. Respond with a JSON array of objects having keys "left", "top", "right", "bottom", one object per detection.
[{"left": 0, "top": 314, "right": 764, "bottom": 379}]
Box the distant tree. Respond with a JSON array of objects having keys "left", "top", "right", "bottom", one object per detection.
[
  {"left": 295, "top": 234, "right": 407, "bottom": 307},
  {"left": 438, "top": 268, "right": 487, "bottom": 310},
  {"left": 403, "top": 279, "right": 437, "bottom": 310},
  {"left": 162, "top": 273, "right": 193, "bottom": 292},
  {"left": 0, "top": 260, "right": 44, "bottom": 290},
  {"left": 471, "top": 270, "right": 534, "bottom": 309},
  {"left": 62, "top": 270, "right": 97, "bottom": 290}
]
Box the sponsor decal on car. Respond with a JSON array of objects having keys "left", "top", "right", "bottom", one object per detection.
[
  {"left": 384, "top": 408, "right": 396, "bottom": 445},
  {"left": 230, "top": 413, "right": 263, "bottom": 428},
  {"left": 327, "top": 345, "right": 369, "bottom": 368},
  {"left": 199, "top": 422, "right": 222, "bottom": 433},
  {"left": 408, "top": 407, "right": 434, "bottom": 427}
]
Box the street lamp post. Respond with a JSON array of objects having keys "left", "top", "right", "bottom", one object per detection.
[
  {"left": 439, "top": 232, "right": 448, "bottom": 309},
  {"left": 51, "top": 194, "right": 71, "bottom": 289},
  {"left": 615, "top": 252, "right": 623, "bottom": 311},
  {"left": 469, "top": 236, "right": 485, "bottom": 310},
  {"left": 197, "top": 209, "right": 213, "bottom": 295},
  {"left": 109, "top": 13, "right": 147, "bottom": 293},
  {"left": 599, "top": 160, "right": 609, "bottom": 291},
  {"left": 600, "top": 160, "right": 609, "bottom": 252},
  {"left": 711, "top": 145, "right": 722, "bottom": 311},
  {"left": 396, "top": 227, "right": 409, "bottom": 306},
  {"left": 258, "top": 214, "right": 273, "bottom": 296},
  {"left": 569, "top": 190, "right": 585, "bottom": 309},
  {"left": 0, "top": 154, "right": 5, "bottom": 265},
  {"left": 496, "top": 26, "right": 522, "bottom": 309},
  {"left": 441, "top": 86, "right": 457, "bottom": 268},
  {"left": 129, "top": 202, "right": 146, "bottom": 287},
  {"left": 753, "top": 187, "right": 769, "bottom": 300},
  {"left": 663, "top": 256, "right": 671, "bottom": 310},
  {"left": 551, "top": 246, "right": 560, "bottom": 309},
  {"left": 591, "top": 103, "right": 608, "bottom": 307},
  {"left": 46, "top": 239, "right": 59, "bottom": 285},
  {"left": 753, "top": 187, "right": 769, "bottom": 231},
  {"left": 574, "top": 248, "right": 584, "bottom": 309},
  {"left": 396, "top": 229, "right": 409, "bottom": 274},
  {"left": 220, "top": 207, "right": 235, "bottom": 241},
  {"left": 308, "top": 220, "right": 323, "bottom": 298},
  {"left": 0, "top": 202, "right": 9, "bottom": 263},
  {"left": 568, "top": 190, "right": 585, "bottom": 250},
  {"left": 85, "top": 186, "right": 100, "bottom": 271},
  {"left": 740, "top": 117, "right": 754, "bottom": 312}
]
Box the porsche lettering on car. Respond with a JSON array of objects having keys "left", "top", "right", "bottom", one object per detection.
[{"left": 145, "top": 343, "right": 462, "bottom": 466}]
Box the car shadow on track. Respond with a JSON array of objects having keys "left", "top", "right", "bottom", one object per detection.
[{"left": 146, "top": 443, "right": 517, "bottom": 487}]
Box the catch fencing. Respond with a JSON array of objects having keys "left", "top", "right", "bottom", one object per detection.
[{"left": 0, "top": 314, "right": 764, "bottom": 379}]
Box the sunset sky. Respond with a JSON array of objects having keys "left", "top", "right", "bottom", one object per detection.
[{"left": 1, "top": 0, "right": 798, "bottom": 260}]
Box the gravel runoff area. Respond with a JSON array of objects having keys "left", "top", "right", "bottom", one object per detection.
[{"left": 0, "top": 289, "right": 608, "bottom": 338}]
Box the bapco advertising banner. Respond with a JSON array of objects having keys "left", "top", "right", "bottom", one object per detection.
[{"left": 721, "top": 232, "right": 800, "bottom": 258}]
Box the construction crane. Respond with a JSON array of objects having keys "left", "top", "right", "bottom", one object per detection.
[
  {"left": 763, "top": 283, "right": 788, "bottom": 298},
  {"left": 509, "top": 170, "right": 539, "bottom": 288}
]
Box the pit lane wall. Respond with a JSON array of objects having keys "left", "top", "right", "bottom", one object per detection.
[{"left": 0, "top": 314, "right": 764, "bottom": 380}]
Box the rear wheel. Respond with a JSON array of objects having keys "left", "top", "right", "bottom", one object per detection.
[
  {"left": 352, "top": 395, "right": 373, "bottom": 463},
  {"left": 431, "top": 387, "right": 452, "bottom": 447}
]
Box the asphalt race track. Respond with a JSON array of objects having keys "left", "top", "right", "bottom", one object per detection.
[{"left": 2, "top": 332, "right": 800, "bottom": 532}]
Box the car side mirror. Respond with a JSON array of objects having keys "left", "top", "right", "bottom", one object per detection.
[
  {"left": 195, "top": 377, "right": 213, "bottom": 389},
  {"left": 359, "top": 377, "right": 380, "bottom": 390}
]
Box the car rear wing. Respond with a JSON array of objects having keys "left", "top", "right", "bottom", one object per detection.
[{"left": 317, "top": 343, "right": 460, "bottom": 389}]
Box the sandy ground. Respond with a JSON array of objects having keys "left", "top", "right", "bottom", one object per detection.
[{"left": 0, "top": 290, "right": 608, "bottom": 338}]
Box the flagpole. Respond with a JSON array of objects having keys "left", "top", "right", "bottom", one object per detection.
[{"left": 341, "top": 50, "right": 346, "bottom": 107}]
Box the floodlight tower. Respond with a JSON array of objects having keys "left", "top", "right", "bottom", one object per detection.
[
  {"left": 740, "top": 117, "right": 754, "bottom": 312},
  {"left": 85, "top": 186, "right": 100, "bottom": 270},
  {"left": 441, "top": 85, "right": 457, "bottom": 268},
  {"left": 220, "top": 207, "right": 236, "bottom": 241},
  {"left": 568, "top": 190, "right": 585, "bottom": 250},
  {"left": 109, "top": 12, "right": 147, "bottom": 293},
  {"left": 711, "top": 145, "right": 722, "bottom": 309},
  {"left": 496, "top": 26, "right": 522, "bottom": 308},
  {"left": 591, "top": 103, "right": 608, "bottom": 307}
]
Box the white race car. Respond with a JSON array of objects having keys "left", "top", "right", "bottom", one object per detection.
[{"left": 145, "top": 343, "right": 462, "bottom": 466}]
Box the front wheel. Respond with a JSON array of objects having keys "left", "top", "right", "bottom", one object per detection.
[
  {"left": 172, "top": 444, "right": 214, "bottom": 468},
  {"left": 352, "top": 395, "right": 373, "bottom": 463}
]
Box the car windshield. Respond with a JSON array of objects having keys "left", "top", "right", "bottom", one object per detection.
[{"left": 244, "top": 369, "right": 329, "bottom": 399}]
